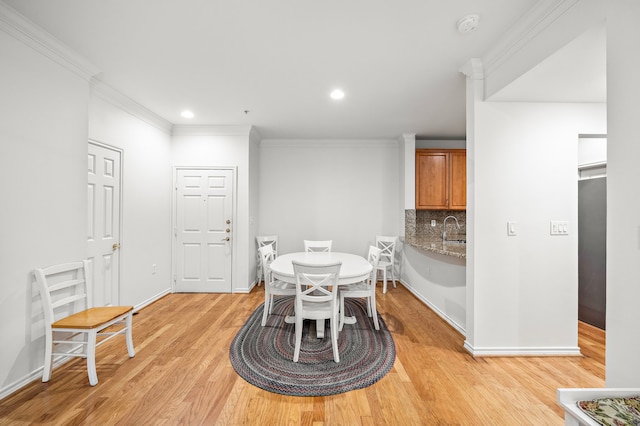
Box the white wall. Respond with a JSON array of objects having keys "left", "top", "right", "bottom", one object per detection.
[
  {"left": 605, "top": 0, "right": 640, "bottom": 387},
  {"left": 401, "top": 245, "right": 466, "bottom": 332},
  {"left": 469, "top": 102, "right": 606, "bottom": 355},
  {"left": 171, "top": 126, "right": 253, "bottom": 292},
  {"left": 0, "top": 30, "right": 88, "bottom": 393},
  {"left": 258, "top": 140, "right": 400, "bottom": 256},
  {"left": 88, "top": 94, "right": 173, "bottom": 306}
]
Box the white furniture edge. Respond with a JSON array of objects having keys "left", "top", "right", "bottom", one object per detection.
[{"left": 557, "top": 388, "right": 640, "bottom": 426}]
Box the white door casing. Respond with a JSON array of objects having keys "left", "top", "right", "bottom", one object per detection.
[
  {"left": 174, "top": 168, "right": 234, "bottom": 293},
  {"left": 87, "top": 141, "right": 122, "bottom": 306}
]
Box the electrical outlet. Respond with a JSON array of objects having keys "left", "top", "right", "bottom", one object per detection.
[
  {"left": 152, "top": 264, "right": 157, "bottom": 274},
  {"left": 431, "top": 220, "right": 436, "bottom": 227},
  {"left": 550, "top": 221, "right": 569, "bottom": 235}
]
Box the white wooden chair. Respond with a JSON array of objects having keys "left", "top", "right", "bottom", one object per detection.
[
  {"left": 339, "top": 245, "right": 382, "bottom": 331},
  {"left": 259, "top": 244, "right": 296, "bottom": 326},
  {"left": 303, "top": 240, "right": 332, "bottom": 252},
  {"left": 375, "top": 236, "right": 397, "bottom": 293},
  {"left": 34, "top": 261, "right": 135, "bottom": 386},
  {"left": 292, "top": 260, "right": 342, "bottom": 363},
  {"left": 256, "top": 235, "right": 278, "bottom": 286}
]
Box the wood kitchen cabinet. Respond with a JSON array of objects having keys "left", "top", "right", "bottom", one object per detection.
[{"left": 415, "top": 149, "right": 466, "bottom": 210}]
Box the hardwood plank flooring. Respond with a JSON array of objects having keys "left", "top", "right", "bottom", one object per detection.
[{"left": 0, "top": 285, "right": 605, "bottom": 425}]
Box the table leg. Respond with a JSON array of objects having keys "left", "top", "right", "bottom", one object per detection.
[{"left": 316, "top": 319, "right": 325, "bottom": 338}]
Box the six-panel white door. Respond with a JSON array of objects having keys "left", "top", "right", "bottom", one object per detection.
[
  {"left": 87, "top": 142, "right": 121, "bottom": 306},
  {"left": 175, "top": 168, "right": 233, "bottom": 293}
]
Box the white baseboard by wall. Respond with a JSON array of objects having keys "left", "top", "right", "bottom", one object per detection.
[
  {"left": 463, "top": 341, "right": 582, "bottom": 357},
  {"left": 0, "top": 288, "right": 172, "bottom": 401}
]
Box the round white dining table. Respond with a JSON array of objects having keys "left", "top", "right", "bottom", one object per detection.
[
  {"left": 268, "top": 252, "right": 373, "bottom": 337},
  {"left": 269, "top": 252, "right": 372, "bottom": 285}
]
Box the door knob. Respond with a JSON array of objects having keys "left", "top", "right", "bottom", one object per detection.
[
  {"left": 112, "top": 243, "right": 120, "bottom": 250},
  {"left": 221, "top": 237, "right": 230, "bottom": 241},
  {"left": 226, "top": 219, "right": 231, "bottom": 224},
  {"left": 226, "top": 228, "right": 231, "bottom": 233}
]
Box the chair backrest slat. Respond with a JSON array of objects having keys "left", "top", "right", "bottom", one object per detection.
[
  {"left": 368, "top": 246, "right": 382, "bottom": 279},
  {"left": 51, "top": 294, "right": 86, "bottom": 310},
  {"left": 375, "top": 236, "right": 396, "bottom": 262},
  {"left": 292, "top": 261, "right": 341, "bottom": 304},
  {"left": 49, "top": 278, "right": 84, "bottom": 293},
  {"left": 34, "top": 262, "right": 90, "bottom": 327},
  {"left": 303, "top": 240, "right": 332, "bottom": 252},
  {"left": 258, "top": 244, "right": 276, "bottom": 283},
  {"left": 257, "top": 235, "right": 278, "bottom": 256}
]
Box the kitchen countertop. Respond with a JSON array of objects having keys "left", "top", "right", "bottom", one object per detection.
[{"left": 402, "top": 235, "right": 466, "bottom": 259}]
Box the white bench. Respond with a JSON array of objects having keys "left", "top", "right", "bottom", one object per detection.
[{"left": 557, "top": 388, "right": 640, "bottom": 425}]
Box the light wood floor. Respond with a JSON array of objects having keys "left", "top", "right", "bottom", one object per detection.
[{"left": 0, "top": 284, "right": 605, "bottom": 425}]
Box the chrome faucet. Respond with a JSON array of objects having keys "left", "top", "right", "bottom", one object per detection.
[{"left": 442, "top": 215, "right": 460, "bottom": 241}]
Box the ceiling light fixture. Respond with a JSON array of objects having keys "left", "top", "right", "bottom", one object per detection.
[
  {"left": 457, "top": 14, "right": 479, "bottom": 34},
  {"left": 181, "top": 110, "right": 194, "bottom": 119},
  {"left": 330, "top": 89, "right": 345, "bottom": 100}
]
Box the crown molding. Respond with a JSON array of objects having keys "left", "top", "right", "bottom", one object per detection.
[
  {"left": 460, "top": 58, "right": 484, "bottom": 80},
  {"left": 90, "top": 78, "right": 173, "bottom": 133},
  {"left": 171, "top": 125, "right": 254, "bottom": 137},
  {"left": 260, "top": 139, "right": 398, "bottom": 149},
  {"left": 481, "top": 0, "right": 580, "bottom": 77},
  {"left": 0, "top": 1, "right": 100, "bottom": 81}
]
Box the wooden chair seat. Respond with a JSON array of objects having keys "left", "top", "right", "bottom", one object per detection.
[{"left": 52, "top": 306, "right": 134, "bottom": 329}]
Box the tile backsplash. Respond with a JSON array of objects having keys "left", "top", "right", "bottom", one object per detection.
[{"left": 405, "top": 209, "right": 466, "bottom": 240}]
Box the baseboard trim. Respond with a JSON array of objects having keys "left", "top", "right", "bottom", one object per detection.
[{"left": 463, "top": 340, "right": 582, "bottom": 357}]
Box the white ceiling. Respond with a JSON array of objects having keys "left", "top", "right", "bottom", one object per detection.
[{"left": 6, "top": 0, "right": 600, "bottom": 139}]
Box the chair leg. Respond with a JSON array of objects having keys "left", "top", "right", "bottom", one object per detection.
[
  {"left": 339, "top": 295, "right": 346, "bottom": 331},
  {"left": 370, "top": 292, "right": 380, "bottom": 331},
  {"left": 293, "top": 316, "right": 303, "bottom": 362},
  {"left": 87, "top": 330, "right": 98, "bottom": 386},
  {"left": 261, "top": 289, "right": 271, "bottom": 326},
  {"left": 125, "top": 313, "right": 135, "bottom": 357},
  {"left": 42, "top": 328, "right": 53, "bottom": 383},
  {"left": 331, "top": 314, "right": 340, "bottom": 363},
  {"left": 390, "top": 265, "right": 396, "bottom": 288},
  {"left": 382, "top": 268, "right": 388, "bottom": 293}
]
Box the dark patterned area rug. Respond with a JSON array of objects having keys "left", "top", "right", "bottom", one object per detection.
[{"left": 229, "top": 296, "right": 396, "bottom": 396}]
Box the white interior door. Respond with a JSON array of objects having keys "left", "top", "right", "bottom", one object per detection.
[
  {"left": 175, "top": 168, "right": 233, "bottom": 293},
  {"left": 87, "top": 141, "right": 121, "bottom": 306}
]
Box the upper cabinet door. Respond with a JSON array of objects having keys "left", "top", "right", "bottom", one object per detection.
[
  {"left": 416, "top": 151, "right": 449, "bottom": 209},
  {"left": 449, "top": 150, "right": 466, "bottom": 210},
  {"left": 415, "top": 149, "right": 466, "bottom": 210}
]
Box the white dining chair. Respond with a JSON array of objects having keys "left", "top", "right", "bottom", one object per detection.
[
  {"left": 339, "top": 245, "right": 382, "bottom": 331},
  {"left": 303, "top": 240, "right": 332, "bottom": 252},
  {"left": 376, "top": 236, "right": 397, "bottom": 293},
  {"left": 292, "top": 260, "right": 342, "bottom": 363},
  {"left": 33, "top": 261, "right": 135, "bottom": 386},
  {"left": 256, "top": 235, "right": 279, "bottom": 286},
  {"left": 259, "top": 244, "right": 296, "bottom": 326}
]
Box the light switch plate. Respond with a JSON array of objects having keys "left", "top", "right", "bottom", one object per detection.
[
  {"left": 550, "top": 220, "right": 569, "bottom": 235},
  {"left": 507, "top": 221, "right": 517, "bottom": 236}
]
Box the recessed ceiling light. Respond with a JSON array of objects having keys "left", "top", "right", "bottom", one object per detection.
[
  {"left": 330, "top": 89, "right": 345, "bottom": 100},
  {"left": 457, "top": 14, "right": 479, "bottom": 34},
  {"left": 181, "top": 110, "right": 194, "bottom": 119}
]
